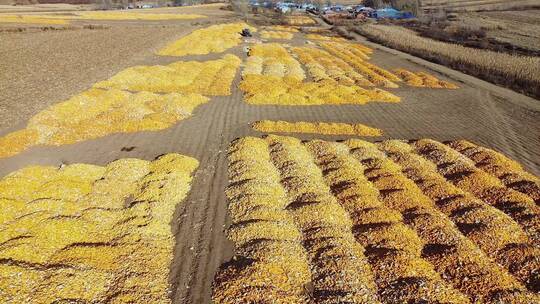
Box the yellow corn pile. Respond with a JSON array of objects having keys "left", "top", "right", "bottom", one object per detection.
[
  {"left": 243, "top": 43, "right": 305, "bottom": 80},
  {"left": 319, "top": 41, "right": 400, "bottom": 88},
  {"left": 75, "top": 11, "right": 205, "bottom": 20},
  {"left": 394, "top": 69, "right": 458, "bottom": 88},
  {"left": 0, "top": 89, "right": 208, "bottom": 158},
  {"left": 284, "top": 15, "right": 316, "bottom": 25},
  {"left": 95, "top": 54, "right": 241, "bottom": 95},
  {"left": 260, "top": 30, "right": 294, "bottom": 40},
  {"left": 306, "top": 34, "right": 347, "bottom": 42},
  {"left": 158, "top": 22, "right": 257, "bottom": 56},
  {"left": 265, "top": 25, "right": 299, "bottom": 32},
  {"left": 213, "top": 135, "right": 540, "bottom": 303},
  {"left": 292, "top": 46, "right": 373, "bottom": 86},
  {"left": 240, "top": 43, "right": 399, "bottom": 105},
  {"left": 252, "top": 120, "right": 383, "bottom": 136},
  {"left": 0, "top": 154, "right": 198, "bottom": 303},
  {"left": 240, "top": 74, "right": 399, "bottom": 105},
  {"left": 0, "top": 11, "right": 205, "bottom": 24},
  {"left": 0, "top": 15, "right": 69, "bottom": 25}
]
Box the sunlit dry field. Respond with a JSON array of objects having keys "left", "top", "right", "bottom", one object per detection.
[{"left": 0, "top": 3, "right": 538, "bottom": 304}]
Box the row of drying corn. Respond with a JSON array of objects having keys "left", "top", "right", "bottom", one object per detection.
[
  {"left": 353, "top": 139, "right": 539, "bottom": 302},
  {"left": 394, "top": 69, "right": 458, "bottom": 89},
  {"left": 260, "top": 30, "right": 294, "bottom": 40},
  {"left": 291, "top": 46, "right": 373, "bottom": 87},
  {"left": 310, "top": 139, "right": 470, "bottom": 302},
  {"left": 267, "top": 135, "right": 379, "bottom": 303},
  {"left": 378, "top": 139, "right": 540, "bottom": 293},
  {"left": 319, "top": 42, "right": 401, "bottom": 88},
  {"left": 243, "top": 44, "right": 305, "bottom": 80},
  {"left": 213, "top": 137, "right": 311, "bottom": 303},
  {"left": 0, "top": 54, "right": 241, "bottom": 159},
  {"left": 240, "top": 43, "right": 400, "bottom": 105},
  {"left": 215, "top": 136, "right": 540, "bottom": 302},
  {"left": 95, "top": 54, "right": 241, "bottom": 95},
  {"left": 158, "top": 22, "right": 256, "bottom": 57},
  {"left": 0, "top": 154, "right": 199, "bottom": 303}
]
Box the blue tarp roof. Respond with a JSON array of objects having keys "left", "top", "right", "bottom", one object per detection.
[
  {"left": 375, "top": 7, "right": 403, "bottom": 18},
  {"left": 375, "top": 7, "right": 404, "bottom": 19}
]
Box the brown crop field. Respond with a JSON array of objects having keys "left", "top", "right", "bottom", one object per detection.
[{"left": 0, "top": 4, "right": 538, "bottom": 304}]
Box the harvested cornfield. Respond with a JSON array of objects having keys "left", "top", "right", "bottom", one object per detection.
[
  {"left": 0, "top": 89, "right": 208, "bottom": 158},
  {"left": 158, "top": 23, "right": 256, "bottom": 57},
  {"left": 0, "top": 154, "right": 198, "bottom": 303},
  {"left": 213, "top": 135, "right": 540, "bottom": 303},
  {"left": 357, "top": 24, "right": 540, "bottom": 98},
  {"left": 240, "top": 43, "right": 400, "bottom": 105},
  {"left": 394, "top": 69, "right": 458, "bottom": 89},
  {"left": 252, "top": 120, "right": 383, "bottom": 136},
  {"left": 95, "top": 54, "right": 241, "bottom": 95},
  {"left": 260, "top": 30, "right": 294, "bottom": 40}
]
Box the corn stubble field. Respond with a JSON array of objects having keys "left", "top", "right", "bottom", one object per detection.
[
  {"left": 0, "top": 4, "right": 539, "bottom": 304},
  {"left": 357, "top": 24, "right": 540, "bottom": 98}
]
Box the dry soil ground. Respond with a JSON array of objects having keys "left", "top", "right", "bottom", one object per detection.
[
  {"left": 0, "top": 5, "right": 539, "bottom": 304},
  {"left": 454, "top": 9, "right": 540, "bottom": 53}
]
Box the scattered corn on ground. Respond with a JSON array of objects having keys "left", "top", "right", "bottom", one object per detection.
[
  {"left": 285, "top": 15, "right": 316, "bottom": 25},
  {"left": 394, "top": 69, "right": 458, "bottom": 88},
  {"left": 158, "top": 23, "right": 256, "bottom": 56},
  {"left": 0, "top": 89, "right": 208, "bottom": 158},
  {"left": 0, "top": 15, "right": 69, "bottom": 25},
  {"left": 213, "top": 135, "right": 540, "bottom": 303},
  {"left": 0, "top": 12, "right": 204, "bottom": 24},
  {"left": 265, "top": 25, "right": 299, "bottom": 32},
  {"left": 240, "top": 43, "right": 400, "bottom": 105},
  {"left": 94, "top": 54, "right": 241, "bottom": 95},
  {"left": 75, "top": 11, "right": 205, "bottom": 20},
  {"left": 260, "top": 30, "right": 294, "bottom": 40},
  {"left": 306, "top": 33, "right": 347, "bottom": 42},
  {"left": 0, "top": 154, "right": 198, "bottom": 303},
  {"left": 252, "top": 120, "right": 382, "bottom": 136}
]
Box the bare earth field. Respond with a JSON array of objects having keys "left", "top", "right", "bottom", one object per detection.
[
  {"left": 0, "top": 4, "right": 539, "bottom": 304},
  {"left": 0, "top": 7, "right": 235, "bottom": 130}
]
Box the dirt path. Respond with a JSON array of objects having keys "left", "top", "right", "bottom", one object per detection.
[{"left": 0, "top": 18, "right": 538, "bottom": 304}]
